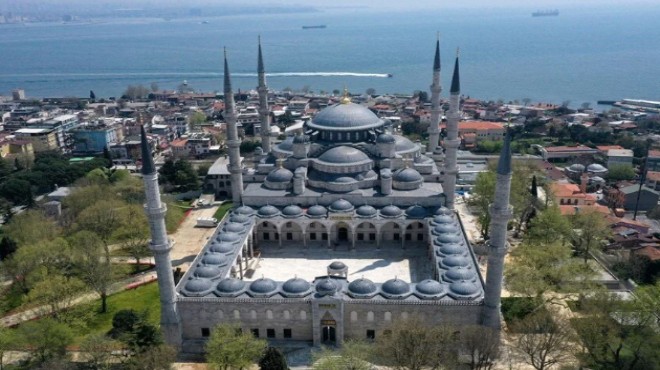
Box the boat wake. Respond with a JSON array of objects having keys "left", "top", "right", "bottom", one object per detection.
[{"left": 1, "top": 71, "right": 391, "bottom": 79}]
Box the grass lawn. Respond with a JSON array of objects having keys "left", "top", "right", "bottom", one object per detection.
[{"left": 213, "top": 202, "right": 233, "bottom": 220}]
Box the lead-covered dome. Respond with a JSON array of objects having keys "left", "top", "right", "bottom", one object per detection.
[
  {"left": 316, "top": 278, "right": 339, "bottom": 296},
  {"left": 436, "top": 243, "right": 467, "bottom": 256},
  {"left": 201, "top": 252, "right": 231, "bottom": 266},
  {"left": 381, "top": 278, "right": 411, "bottom": 299},
  {"left": 405, "top": 205, "right": 427, "bottom": 219},
  {"left": 308, "top": 103, "right": 384, "bottom": 131},
  {"left": 183, "top": 277, "right": 214, "bottom": 296},
  {"left": 307, "top": 205, "right": 328, "bottom": 218},
  {"left": 235, "top": 206, "right": 255, "bottom": 215},
  {"left": 432, "top": 215, "right": 454, "bottom": 225},
  {"left": 329, "top": 199, "right": 354, "bottom": 213},
  {"left": 281, "top": 277, "right": 312, "bottom": 297},
  {"left": 317, "top": 146, "right": 371, "bottom": 165},
  {"left": 587, "top": 163, "right": 607, "bottom": 173},
  {"left": 266, "top": 168, "right": 294, "bottom": 183},
  {"left": 209, "top": 242, "right": 234, "bottom": 254},
  {"left": 348, "top": 278, "right": 378, "bottom": 299},
  {"left": 223, "top": 222, "right": 245, "bottom": 233},
  {"left": 215, "top": 277, "right": 246, "bottom": 297},
  {"left": 433, "top": 223, "right": 460, "bottom": 235},
  {"left": 448, "top": 280, "right": 481, "bottom": 299},
  {"left": 414, "top": 279, "right": 445, "bottom": 299},
  {"left": 282, "top": 205, "right": 304, "bottom": 218},
  {"left": 258, "top": 205, "right": 280, "bottom": 217},
  {"left": 194, "top": 265, "right": 223, "bottom": 280},
  {"left": 356, "top": 205, "right": 377, "bottom": 218},
  {"left": 229, "top": 214, "right": 251, "bottom": 224},
  {"left": 439, "top": 255, "right": 470, "bottom": 269},
  {"left": 216, "top": 232, "right": 241, "bottom": 243},
  {"left": 443, "top": 266, "right": 477, "bottom": 282},
  {"left": 437, "top": 233, "right": 462, "bottom": 244},
  {"left": 380, "top": 205, "right": 402, "bottom": 218},
  {"left": 376, "top": 133, "right": 396, "bottom": 143},
  {"left": 435, "top": 207, "right": 453, "bottom": 216},
  {"left": 248, "top": 278, "right": 278, "bottom": 297}
]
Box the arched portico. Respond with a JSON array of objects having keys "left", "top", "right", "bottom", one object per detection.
[
  {"left": 355, "top": 222, "right": 377, "bottom": 247},
  {"left": 305, "top": 221, "right": 329, "bottom": 248}
]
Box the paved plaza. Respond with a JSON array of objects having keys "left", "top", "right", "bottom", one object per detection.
[{"left": 244, "top": 242, "right": 433, "bottom": 283}]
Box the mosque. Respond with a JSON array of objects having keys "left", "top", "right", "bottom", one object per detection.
[{"left": 140, "top": 39, "right": 513, "bottom": 353}]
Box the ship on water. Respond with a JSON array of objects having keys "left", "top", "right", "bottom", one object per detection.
[
  {"left": 532, "top": 10, "right": 559, "bottom": 17},
  {"left": 302, "top": 25, "right": 326, "bottom": 29}
]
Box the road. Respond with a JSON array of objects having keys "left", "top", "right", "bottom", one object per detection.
[{"left": 169, "top": 205, "right": 220, "bottom": 269}]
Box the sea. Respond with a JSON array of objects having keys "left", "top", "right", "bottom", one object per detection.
[{"left": 1, "top": 4, "right": 659, "bottom": 107}]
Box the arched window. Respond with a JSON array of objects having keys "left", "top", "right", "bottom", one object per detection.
[
  {"left": 367, "top": 311, "right": 374, "bottom": 322},
  {"left": 217, "top": 310, "right": 224, "bottom": 319},
  {"left": 233, "top": 310, "right": 240, "bottom": 319},
  {"left": 384, "top": 312, "right": 392, "bottom": 321},
  {"left": 350, "top": 311, "right": 358, "bottom": 322},
  {"left": 401, "top": 312, "right": 408, "bottom": 320},
  {"left": 300, "top": 310, "right": 307, "bottom": 320},
  {"left": 283, "top": 310, "right": 290, "bottom": 320},
  {"left": 267, "top": 310, "right": 273, "bottom": 320},
  {"left": 250, "top": 310, "right": 257, "bottom": 320}
]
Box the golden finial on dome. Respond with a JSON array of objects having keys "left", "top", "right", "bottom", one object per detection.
[{"left": 340, "top": 87, "right": 352, "bottom": 104}]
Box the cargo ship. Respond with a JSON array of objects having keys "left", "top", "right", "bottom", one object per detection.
[
  {"left": 302, "top": 25, "right": 326, "bottom": 29},
  {"left": 532, "top": 10, "right": 559, "bottom": 17}
]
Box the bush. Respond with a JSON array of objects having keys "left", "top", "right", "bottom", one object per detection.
[
  {"left": 501, "top": 297, "right": 539, "bottom": 324},
  {"left": 258, "top": 347, "right": 288, "bottom": 370}
]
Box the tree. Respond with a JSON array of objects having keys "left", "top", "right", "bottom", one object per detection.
[
  {"left": 607, "top": 164, "right": 635, "bottom": 181},
  {"left": 460, "top": 326, "right": 501, "bottom": 370},
  {"left": 570, "top": 210, "right": 611, "bottom": 263},
  {"left": 312, "top": 340, "right": 373, "bottom": 370},
  {"left": 125, "top": 344, "right": 176, "bottom": 370},
  {"left": 376, "top": 317, "right": 458, "bottom": 370},
  {"left": 70, "top": 231, "right": 114, "bottom": 313},
  {"left": 0, "top": 178, "right": 34, "bottom": 206},
  {"left": 525, "top": 206, "right": 572, "bottom": 245},
  {"left": 0, "top": 236, "right": 17, "bottom": 261},
  {"left": 189, "top": 111, "right": 207, "bottom": 132},
  {"left": 332, "top": 89, "right": 340, "bottom": 95},
  {"left": 17, "top": 318, "right": 73, "bottom": 365},
  {"left": 79, "top": 334, "right": 121, "bottom": 370},
  {"left": 76, "top": 199, "right": 126, "bottom": 256},
  {"left": 259, "top": 347, "right": 288, "bottom": 370},
  {"left": 108, "top": 309, "right": 162, "bottom": 353},
  {"left": 206, "top": 323, "right": 267, "bottom": 370},
  {"left": 510, "top": 312, "right": 576, "bottom": 370},
  {"left": 469, "top": 171, "right": 496, "bottom": 239},
  {"left": 27, "top": 273, "right": 85, "bottom": 320},
  {"left": 114, "top": 205, "right": 150, "bottom": 270},
  {"left": 0, "top": 326, "right": 15, "bottom": 370}
]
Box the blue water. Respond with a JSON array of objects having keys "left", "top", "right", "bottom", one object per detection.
[{"left": 1, "top": 4, "right": 659, "bottom": 106}]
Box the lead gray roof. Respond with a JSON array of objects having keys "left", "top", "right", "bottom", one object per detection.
[{"left": 308, "top": 102, "right": 384, "bottom": 131}]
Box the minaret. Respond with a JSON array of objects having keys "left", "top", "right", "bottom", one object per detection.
[
  {"left": 257, "top": 36, "right": 271, "bottom": 154},
  {"left": 427, "top": 36, "right": 442, "bottom": 155},
  {"left": 140, "top": 126, "right": 181, "bottom": 346},
  {"left": 224, "top": 48, "right": 244, "bottom": 205},
  {"left": 443, "top": 49, "right": 461, "bottom": 210},
  {"left": 481, "top": 128, "right": 513, "bottom": 329}
]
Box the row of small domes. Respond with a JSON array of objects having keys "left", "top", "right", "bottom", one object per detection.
[
  {"left": 232, "top": 205, "right": 453, "bottom": 216},
  {"left": 250, "top": 202, "right": 435, "bottom": 219}
]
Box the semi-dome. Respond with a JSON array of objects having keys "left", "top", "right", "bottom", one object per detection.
[
  {"left": 393, "top": 168, "right": 423, "bottom": 183},
  {"left": 347, "top": 278, "right": 378, "bottom": 298},
  {"left": 440, "top": 256, "right": 470, "bottom": 269},
  {"left": 266, "top": 168, "right": 294, "bottom": 183},
  {"left": 258, "top": 205, "right": 280, "bottom": 217},
  {"left": 307, "top": 205, "right": 328, "bottom": 218},
  {"left": 276, "top": 136, "right": 294, "bottom": 152},
  {"left": 433, "top": 223, "right": 460, "bottom": 235},
  {"left": 376, "top": 133, "right": 396, "bottom": 143},
  {"left": 356, "top": 205, "right": 377, "bottom": 217},
  {"left": 316, "top": 278, "right": 339, "bottom": 296},
  {"left": 415, "top": 279, "right": 445, "bottom": 298},
  {"left": 215, "top": 277, "right": 246, "bottom": 297},
  {"left": 223, "top": 222, "right": 245, "bottom": 233},
  {"left": 308, "top": 102, "right": 384, "bottom": 131},
  {"left": 281, "top": 277, "right": 312, "bottom": 297},
  {"left": 334, "top": 176, "right": 357, "bottom": 184},
  {"left": 183, "top": 277, "right": 213, "bottom": 295},
  {"left": 381, "top": 278, "right": 411, "bottom": 298},
  {"left": 393, "top": 135, "right": 418, "bottom": 152},
  {"left": 282, "top": 205, "right": 304, "bottom": 217},
  {"left": 318, "top": 146, "right": 370, "bottom": 165},
  {"left": 405, "top": 205, "right": 427, "bottom": 219},
  {"left": 587, "top": 163, "right": 607, "bottom": 173},
  {"left": 380, "top": 205, "right": 402, "bottom": 218},
  {"left": 209, "top": 242, "right": 235, "bottom": 254},
  {"left": 435, "top": 207, "right": 453, "bottom": 216},
  {"left": 436, "top": 233, "right": 462, "bottom": 244},
  {"left": 201, "top": 252, "right": 231, "bottom": 266},
  {"left": 235, "top": 206, "right": 255, "bottom": 215},
  {"left": 216, "top": 232, "right": 241, "bottom": 243},
  {"left": 432, "top": 215, "right": 454, "bottom": 225},
  {"left": 248, "top": 278, "right": 278, "bottom": 297},
  {"left": 229, "top": 214, "right": 251, "bottom": 224},
  {"left": 443, "top": 266, "right": 477, "bottom": 282},
  {"left": 448, "top": 280, "right": 481, "bottom": 298},
  {"left": 329, "top": 199, "right": 354, "bottom": 212},
  {"left": 194, "top": 265, "right": 223, "bottom": 280}
]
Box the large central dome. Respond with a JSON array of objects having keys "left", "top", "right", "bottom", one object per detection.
[{"left": 308, "top": 102, "right": 384, "bottom": 131}]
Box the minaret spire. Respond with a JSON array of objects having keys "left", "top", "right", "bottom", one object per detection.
[
  {"left": 140, "top": 125, "right": 181, "bottom": 346},
  {"left": 481, "top": 128, "right": 513, "bottom": 329},
  {"left": 224, "top": 48, "right": 244, "bottom": 205},
  {"left": 443, "top": 50, "right": 461, "bottom": 210},
  {"left": 257, "top": 36, "right": 272, "bottom": 153},
  {"left": 427, "top": 35, "right": 442, "bottom": 155}
]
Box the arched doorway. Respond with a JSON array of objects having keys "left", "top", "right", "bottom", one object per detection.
[
  {"left": 321, "top": 313, "right": 337, "bottom": 345},
  {"left": 338, "top": 227, "right": 348, "bottom": 242},
  {"left": 331, "top": 222, "right": 351, "bottom": 246}
]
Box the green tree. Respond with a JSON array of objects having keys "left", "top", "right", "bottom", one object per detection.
[
  {"left": 125, "top": 344, "right": 176, "bottom": 370},
  {"left": 189, "top": 111, "right": 207, "bottom": 132},
  {"left": 607, "top": 164, "right": 635, "bottom": 181},
  {"left": 76, "top": 199, "right": 126, "bottom": 256},
  {"left": 3, "top": 210, "right": 60, "bottom": 247},
  {"left": 17, "top": 318, "right": 73, "bottom": 365},
  {"left": 27, "top": 273, "right": 85, "bottom": 320},
  {"left": 114, "top": 204, "right": 150, "bottom": 270},
  {"left": 570, "top": 210, "right": 611, "bottom": 263},
  {"left": 79, "top": 334, "right": 121, "bottom": 370},
  {"left": 85, "top": 168, "right": 110, "bottom": 185},
  {"left": 510, "top": 312, "right": 576, "bottom": 370},
  {"left": 469, "top": 171, "right": 496, "bottom": 239},
  {"left": 206, "top": 323, "right": 267, "bottom": 370},
  {"left": 108, "top": 309, "right": 162, "bottom": 353},
  {"left": 0, "top": 178, "right": 34, "bottom": 206},
  {"left": 312, "top": 340, "right": 373, "bottom": 370},
  {"left": 259, "top": 347, "right": 288, "bottom": 370},
  {"left": 0, "top": 326, "right": 15, "bottom": 370},
  {"left": 70, "top": 231, "right": 114, "bottom": 313},
  {"left": 173, "top": 159, "right": 200, "bottom": 191},
  {"left": 0, "top": 236, "right": 17, "bottom": 261},
  {"left": 475, "top": 140, "right": 503, "bottom": 154},
  {"left": 525, "top": 206, "right": 572, "bottom": 245}
]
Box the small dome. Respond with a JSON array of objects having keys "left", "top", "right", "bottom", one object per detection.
[
  {"left": 381, "top": 278, "right": 411, "bottom": 298},
  {"left": 587, "top": 163, "right": 607, "bottom": 172},
  {"left": 394, "top": 135, "right": 418, "bottom": 152},
  {"left": 184, "top": 277, "right": 213, "bottom": 294},
  {"left": 380, "top": 205, "right": 402, "bottom": 218},
  {"left": 215, "top": 277, "right": 246, "bottom": 296},
  {"left": 415, "top": 279, "right": 445, "bottom": 296},
  {"left": 328, "top": 261, "right": 347, "bottom": 270},
  {"left": 435, "top": 207, "right": 453, "bottom": 216},
  {"left": 194, "top": 265, "right": 223, "bottom": 279},
  {"left": 405, "top": 205, "right": 427, "bottom": 219},
  {"left": 329, "top": 199, "right": 354, "bottom": 212},
  {"left": 437, "top": 233, "right": 462, "bottom": 244},
  {"left": 443, "top": 266, "right": 477, "bottom": 282},
  {"left": 356, "top": 205, "right": 377, "bottom": 217},
  {"left": 216, "top": 232, "right": 241, "bottom": 243},
  {"left": 209, "top": 242, "right": 234, "bottom": 254},
  {"left": 432, "top": 215, "right": 454, "bottom": 224},
  {"left": 318, "top": 146, "right": 370, "bottom": 165},
  {"left": 449, "top": 280, "right": 480, "bottom": 297},
  {"left": 281, "top": 277, "right": 311, "bottom": 297},
  {"left": 436, "top": 243, "right": 467, "bottom": 256},
  {"left": 258, "top": 205, "right": 280, "bottom": 217},
  {"left": 393, "top": 168, "right": 422, "bottom": 183},
  {"left": 433, "top": 223, "right": 460, "bottom": 235},
  {"left": 376, "top": 133, "right": 396, "bottom": 144},
  {"left": 201, "top": 252, "right": 231, "bottom": 266},
  {"left": 567, "top": 163, "right": 586, "bottom": 172},
  {"left": 235, "top": 206, "right": 255, "bottom": 215},
  {"left": 282, "top": 205, "right": 304, "bottom": 217},
  {"left": 348, "top": 278, "right": 378, "bottom": 298},
  {"left": 223, "top": 222, "right": 245, "bottom": 233},
  {"left": 316, "top": 278, "right": 339, "bottom": 296},
  {"left": 277, "top": 136, "right": 294, "bottom": 152},
  {"left": 307, "top": 205, "right": 328, "bottom": 218},
  {"left": 266, "top": 168, "right": 294, "bottom": 183},
  {"left": 248, "top": 278, "right": 278, "bottom": 297},
  {"left": 440, "top": 256, "right": 470, "bottom": 268},
  {"left": 229, "top": 214, "right": 251, "bottom": 224}
]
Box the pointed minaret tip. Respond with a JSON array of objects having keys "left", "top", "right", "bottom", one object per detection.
[
  {"left": 497, "top": 126, "right": 512, "bottom": 175},
  {"left": 433, "top": 36, "right": 441, "bottom": 71},
  {"left": 450, "top": 49, "right": 460, "bottom": 94},
  {"left": 257, "top": 36, "right": 265, "bottom": 74},
  {"left": 140, "top": 125, "right": 155, "bottom": 175},
  {"left": 223, "top": 47, "right": 232, "bottom": 93}
]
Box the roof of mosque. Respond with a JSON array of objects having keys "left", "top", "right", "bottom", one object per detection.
[{"left": 308, "top": 102, "right": 384, "bottom": 131}]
